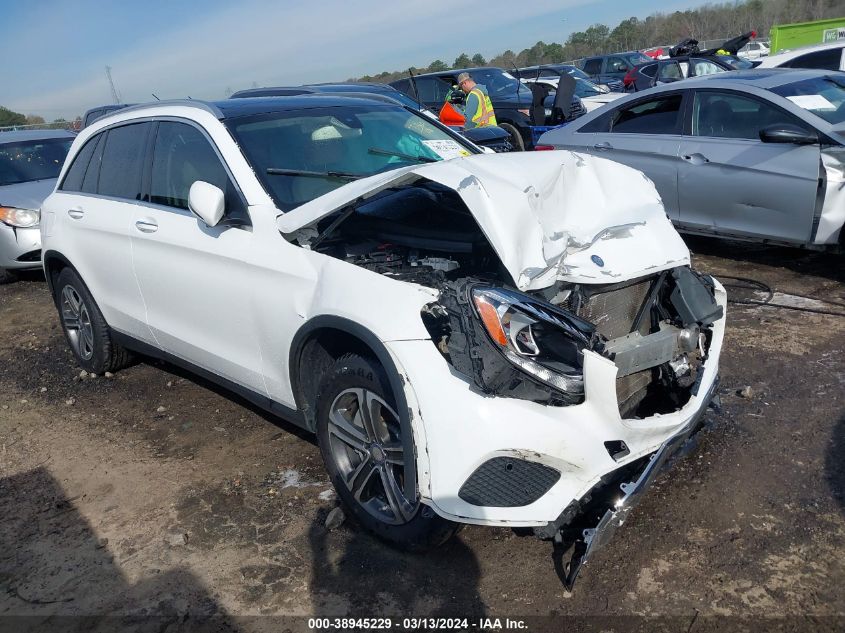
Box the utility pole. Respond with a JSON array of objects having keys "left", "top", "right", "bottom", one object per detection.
[{"left": 105, "top": 66, "right": 121, "bottom": 104}]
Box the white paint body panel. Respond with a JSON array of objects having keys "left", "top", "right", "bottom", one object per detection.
[
  {"left": 42, "top": 102, "right": 725, "bottom": 527},
  {"left": 279, "top": 151, "right": 690, "bottom": 290}
]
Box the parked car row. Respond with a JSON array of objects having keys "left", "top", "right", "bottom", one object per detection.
[
  {"left": 390, "top": 66, "right": 587, "bottom": 150},
  {"left": 538, "top": 68, "right": 845, "bottom": 249}
]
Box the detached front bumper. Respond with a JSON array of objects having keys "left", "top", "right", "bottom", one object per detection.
[
  {"left": 0, "top": 224, "right": 42, "bottom": 270},
  {"left": 553, "top": 375, "right": 719, "bottom": 589}
]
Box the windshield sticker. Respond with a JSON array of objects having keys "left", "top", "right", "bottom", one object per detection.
[
  {"left": 787, "top": 94, "right": 836, "bottom": 111},
  {"left": 421, "top": 139, "right": 472, "bottom": 160}
]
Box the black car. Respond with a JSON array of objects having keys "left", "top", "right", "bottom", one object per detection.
[
  {"left": 389, "top": 67, "right": 586, "bottom": 151},
  {"left": 578, "top": 52, "right": 653, "bottom": 86},
  {"left": 231, "top": 83, "right": 513, "bottom": 152},
  {"left": 624, "top": 34, "right": 760, "bottom": 92},
  {"left": 623, "top": 54, "right": 755, "bottom": 91},
  {"left": 81, "top": 104, "right": 133, "bottom": 129}
]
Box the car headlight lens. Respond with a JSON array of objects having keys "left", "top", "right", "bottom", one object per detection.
[
  {"left": 0, "top": 206, "right": 40, "bottom": 228},
  {"left": 471, "top": 287, "right": 595, "bottom": 395}
]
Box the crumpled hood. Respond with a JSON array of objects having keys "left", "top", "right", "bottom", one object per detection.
[
  {"left": 0, "top": 178, "right": 57, "bottom": 210},
  {"left": 277, "top": 151, "right": 689, "bottom": 291}
]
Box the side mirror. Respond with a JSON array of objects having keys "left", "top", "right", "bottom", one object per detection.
[
  {"left": 759, "top": 124, "right": 818, "bottom": 145},
  {"left": 188, "top": 181, "right": 225, "bottom": 227}
]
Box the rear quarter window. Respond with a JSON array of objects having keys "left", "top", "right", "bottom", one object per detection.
[{"left": 60, "top": 135, "right": 101, "bottom": 191}]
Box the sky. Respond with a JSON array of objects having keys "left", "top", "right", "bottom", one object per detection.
[{"left": 2, "top": 0, "right": 702, "bottom": 120}]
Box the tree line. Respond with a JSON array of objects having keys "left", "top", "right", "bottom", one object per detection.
[
  {"left": 353, "top": 0, "right": 845, "bottom": 83},
  {"left": 0, "top": 106, "right": 79, "bottom": 129}
]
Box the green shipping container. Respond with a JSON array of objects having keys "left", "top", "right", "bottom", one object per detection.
[{"left": 769, "top": 17, "right": 845, "bottom": 54}]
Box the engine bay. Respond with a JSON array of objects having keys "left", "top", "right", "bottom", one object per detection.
[
  {"left": 306, "top": 180, "right": 509, "bottom": 286},
  {"left": 295, "top": 180, "right": 722, "bottom": 419}
]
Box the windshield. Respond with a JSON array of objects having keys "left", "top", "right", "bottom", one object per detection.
[
  {"left": 469, "top": 69, "right": 533, "bottom": 100},
  {"left": 717, "top": 55, "right": 755, "bottom": 69},
  {"left": 771, "top": 75, "right": 845, "bottom": 125},
  {"left": 626, "top": 52, "right": 652, "bottom": 66},
  {"left": 0, "top": 137, "right": 73, "bottom": 186},
  {"left": 566, "top": 67, "right": 592, "bottom": 81},
  {"left": 573, "top": 78, "right": 605, "bottom": 97},
  {"left": 226, "top": 105, "right": 476, "bottom": 211}
]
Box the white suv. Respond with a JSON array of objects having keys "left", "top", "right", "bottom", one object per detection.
[{"left": 41, "top": 96, "right": 725, "bottom": 585}]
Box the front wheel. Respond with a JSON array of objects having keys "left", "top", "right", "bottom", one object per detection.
[
  {"left": 55, "top": 268, "right": 133, "bottom": 374},
  {"left": 315, "top": 353, "right": 459, "bottom": 550}
]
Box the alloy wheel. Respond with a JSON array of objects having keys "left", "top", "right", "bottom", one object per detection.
[
  {"left": 61, "top": 285, "right": 94, "bottom": 361},
  {"left": 327, "top": 387, "right": 417, "bottom": 525}
]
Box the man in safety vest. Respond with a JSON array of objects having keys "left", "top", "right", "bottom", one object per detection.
[{"left": 456, "top": 72, "right": 497, "bottom": 129}]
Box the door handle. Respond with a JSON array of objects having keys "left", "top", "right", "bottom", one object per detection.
[
  {"left": 67, "top": 207, "right": 84, "bottom": 219},
  {"left": 594, "top": 142, "right": 613, "bottom": 150},
  {"left": 134, "top": 218, "right": 158, "bottom": 233},
  {"left": 682, "top": 153, "right": 710, "bottom": 165}
]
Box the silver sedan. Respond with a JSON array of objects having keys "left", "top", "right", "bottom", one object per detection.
[
  {"left": 538, "top": 69, "right": 845, "bottom": 249},
  {"left": 0, "top": 129, "right": 75, "bottom": 282}
]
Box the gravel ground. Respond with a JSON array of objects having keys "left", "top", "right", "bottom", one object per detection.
[{"left": 1, "top": 237, "right": 844, "bottom": 632}]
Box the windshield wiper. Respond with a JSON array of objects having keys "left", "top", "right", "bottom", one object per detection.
[
  {"left": 367, "top": 147, "right": 437, "bottom": 163},
  {"left": 266, "top": 167, "right": 363, "bottom": 181}
]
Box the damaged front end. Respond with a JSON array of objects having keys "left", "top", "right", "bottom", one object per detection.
[
  {"left": 423, "top": 266, "right": 722, "bottom": 420},
  {"left": 277, "top": 152, "right": 725, "bottom": 587}
]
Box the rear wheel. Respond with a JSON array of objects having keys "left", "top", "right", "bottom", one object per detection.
[
  {"left": 55, "top": 268, "right": 133, "bottom": 374},
  {"left": 498, "top": 122, "right": 525, "bottom": 151},
  {"left": 315, "top": 353, "right": 459, "bottom": 550}
]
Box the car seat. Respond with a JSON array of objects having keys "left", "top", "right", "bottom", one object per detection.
[{"left": 698, "top": 99, "right": 733, "bottom": 137}]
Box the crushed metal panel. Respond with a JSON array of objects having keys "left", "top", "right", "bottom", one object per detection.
[
  {"left": 605, "top": 323, "right": 680, "bottom": 378},
  {"left": 277, "top": 152, "right": 690, "bottom": 291},
  {"left": 817, "top": 148, "right": 845, "bottom": 245}
]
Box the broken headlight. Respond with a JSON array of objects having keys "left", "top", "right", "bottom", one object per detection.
[{"left": 471, "top": 287, "right": 595, "bottom": 395}]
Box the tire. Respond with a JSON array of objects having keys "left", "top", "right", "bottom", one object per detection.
[
  {"left": 315, "top": 353, "right": 459, "bottom": 550},
  {"left": 498, "top": 122, "right": 525, "bottom": 152},
  {"left": 0, "top": 268, "right": 18, "bottom": 284},
  {"left": 55, "top": 267, "right": 133, "bottom": 374}
]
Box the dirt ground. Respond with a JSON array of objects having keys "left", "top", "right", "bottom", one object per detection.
[{"left": 1, "top": 237, "right": 844, "bottom": 632}]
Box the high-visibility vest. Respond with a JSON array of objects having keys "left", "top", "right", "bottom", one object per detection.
[{"left": 468, "top": 87, "right": 497, "bottom": 127}]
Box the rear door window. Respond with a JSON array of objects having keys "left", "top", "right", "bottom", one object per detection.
[
  {"left": 657, "top": 61, "right": 684, "bottom": 82},
  {"left": 97, "top": 123, "right": 150, "bottom": 200},
  {"left": 610, "top": 94, "right": 684, "bottom": 134},
  {"left": 582, "top": 59, "right": 602, "bottom": 75},
  {"left": 414, "top": 77, "right": 452, "bottom": 104}
]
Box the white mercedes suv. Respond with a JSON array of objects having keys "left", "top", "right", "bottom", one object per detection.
[{"left": 41, "top": 96, "right": 725, "bottom": 586}]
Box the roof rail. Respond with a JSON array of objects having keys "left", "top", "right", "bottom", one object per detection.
[{"left": 101, "top": 99, "right": 225, "bottom": 121}]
